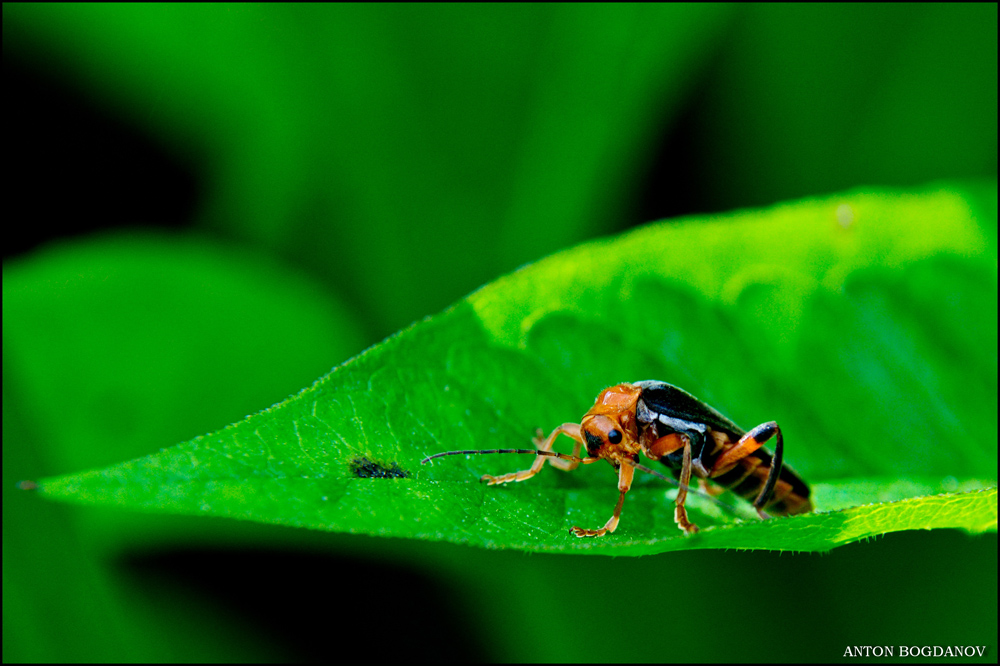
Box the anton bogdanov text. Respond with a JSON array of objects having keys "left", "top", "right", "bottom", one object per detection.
[{"left": 843, "top": 646, "right": 988, "bottom": 658}]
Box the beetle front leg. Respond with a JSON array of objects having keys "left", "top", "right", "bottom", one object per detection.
[
  {"left": 570, "top": 462, "right": 634, "bottom": 537},
  {"left": 539, "top": 428, "right": 586, "bottom": 472},
  {"left": 482, "top": 423, "right": 583, "bottom": 485}
]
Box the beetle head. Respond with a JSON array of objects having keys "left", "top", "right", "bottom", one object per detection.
[
  {"left": 580, "top": 383, "right": 643, "bottom": 458},
  {"left": 581, "top": 414, "right": 626, "bottom": 457}
]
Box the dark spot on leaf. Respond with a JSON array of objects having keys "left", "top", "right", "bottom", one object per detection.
[
  {"left": 349, "top": 457, "right": 408, "bottom": 479},
  {"left": 16, "top": 480, "right": 38, "bottom": 491}
]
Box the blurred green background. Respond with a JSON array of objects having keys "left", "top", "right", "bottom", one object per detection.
[{"left": 3, "top": 4, "right": 996, "bottom": 662}]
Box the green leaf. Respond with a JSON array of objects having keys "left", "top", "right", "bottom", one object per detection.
[{"left": 33, "top": 183, "right": 998, "bottom": 554}]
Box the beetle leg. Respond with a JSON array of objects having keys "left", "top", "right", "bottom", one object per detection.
[
  {"left": 571, "top": 461, "right": 634, "bottom": 537},
  {"left": 751, "top": 422, "right": 783, "bottom": 517},
  {"left": 538, "top": 427, "right": 586, "bottom": 472},
  {"left": 482, "top": 423, "right": 582, "bottom": 485},
  {"left": 709, "top": 421, "right": 777, "bottom": 476},
  {"left": 708, "top": 422, "right": 784, "bottom": 517},
  {"left": 674, "top": 437, "right": 700, "bottom": 534}
]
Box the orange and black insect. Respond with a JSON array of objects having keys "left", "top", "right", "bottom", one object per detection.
[{"left": 421, "top": 381, "right": 813, "bottom": 537}]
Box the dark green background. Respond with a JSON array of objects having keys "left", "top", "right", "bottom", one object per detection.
[{"left": 4, "top": 5, "right": 996, "bottom": 662}]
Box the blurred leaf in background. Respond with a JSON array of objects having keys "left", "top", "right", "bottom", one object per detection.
[{"left": 3, "top": 4, "right": 996, "bottom": 662}]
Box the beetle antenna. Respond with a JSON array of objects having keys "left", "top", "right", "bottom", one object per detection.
[{"left": 421, "top": 449, "right": 592, "bottom": 465}]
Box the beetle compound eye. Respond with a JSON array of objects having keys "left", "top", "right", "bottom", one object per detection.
[{"left": 607, "top": 429, "right": 622, "bottom": 444}]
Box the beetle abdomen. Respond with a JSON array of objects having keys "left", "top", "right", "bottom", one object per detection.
[{"left": 710, "top": 450, "right": 813, "bottom": 516}]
